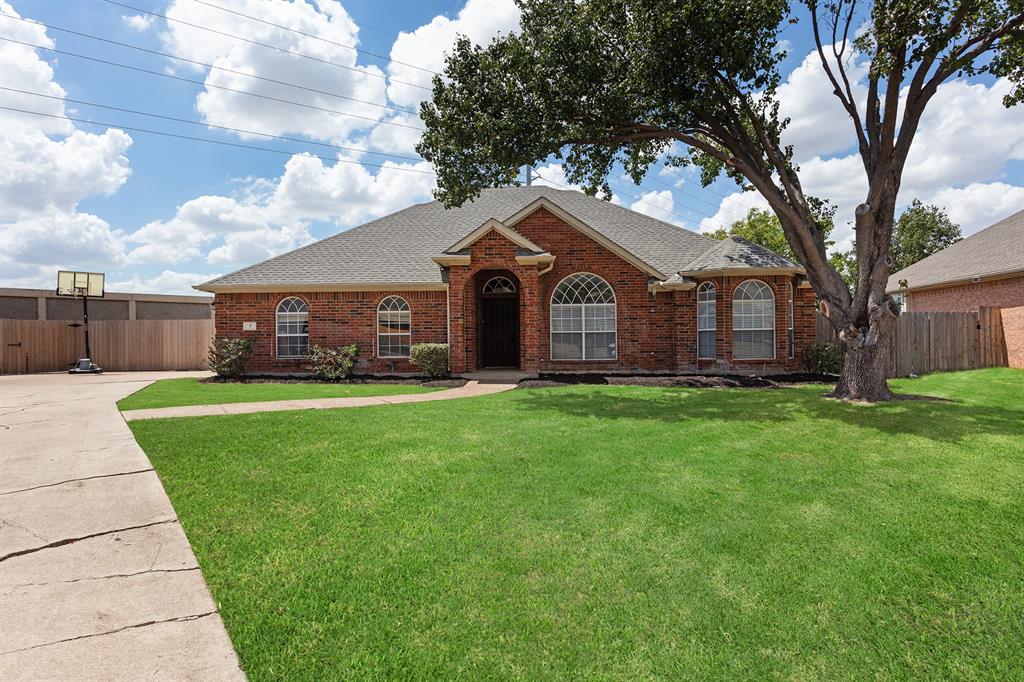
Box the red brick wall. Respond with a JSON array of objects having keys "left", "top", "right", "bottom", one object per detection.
[
  {"left": 692, "top": 275, "right": 814, "bottom": 374},
  {"left": 213, "top": 290, "right": 447, "bottom": 374},
  {"left": 907, "top": 276, "right": 1024, "bottom": 313},
  {"left": 1000, "top": 306, "right": 1024, "bottom": 369}
]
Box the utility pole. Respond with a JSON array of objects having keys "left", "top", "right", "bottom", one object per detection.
[{"left": 525, "top": 166, "right": 532, "bottom": 186}]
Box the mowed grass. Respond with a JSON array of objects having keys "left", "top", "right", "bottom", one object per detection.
[
  {"left": 117, "top": 377, "right": 441, "bottom": 410},
  {"left": 130, "top": 368, "right": 1024, "bottom": 680}
]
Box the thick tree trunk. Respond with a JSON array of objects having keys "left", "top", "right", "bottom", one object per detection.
[{"left": 827, "top": 341, "right": 893, "bottom": 402}]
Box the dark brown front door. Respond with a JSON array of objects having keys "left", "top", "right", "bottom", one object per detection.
[{"left": 481, "top": 297, "right": 519, "bottom": 367}]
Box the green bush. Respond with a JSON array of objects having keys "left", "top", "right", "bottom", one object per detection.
[
  {"left": 207, "top": 338, "right": 253, "bottom": 378},
  {"left": 410, "top": 343, "right": 449, "bottom": 378},
  {"left": 803, "top": 342, "right": 843, "bottom": 375},
  {"left": 306, "top": 344, "right": 359, "bottom": 381}
]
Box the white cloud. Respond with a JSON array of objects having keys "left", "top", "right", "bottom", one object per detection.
[
  {"left": 629, "top": 190, "right": 677, "bottom": 223},
  {"left": 385, "top": 0, "right": 521, "bottom": 109},
  {"left": 109, "top": 270, "right": 218, "bottom": 296},
  {"left": 159, "top": 0, "right": 390, "bottom": 145},
  {"left": 922, "top": 182, "right": 1024, "bottom": 235},
  {"left": 777, "top": 47, "right": 868, "bottom": 162},
  {"left": 121, "top": 14, "right": 155, "bottom": 31},
  {"left": 126, "top": 153, "right": 436, "bottom": 268},
  {"left": 0, "top": 1, "right": 133, "bottom": 290},
  {"left": 699, "top": 192, "right": 770, "bottom": 234}
]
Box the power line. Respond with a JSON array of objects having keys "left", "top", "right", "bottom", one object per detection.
[
  {"left": 190, "top": 0, "right": 439, "bottom": 76},
  {"left": 0, "top": 36, "right": 424, "bottom": 131},
  {"left": 0, "top": 106, "right": 436, "bottom": 174},
  {"left": 1, "top": 87, "right": 423, "bottom": 162},
  {"left": 103, "top": 0, "right": 433, "bottom": 92},
  {"left": 0, "top": 12, "right": 417, "bottom": 117},
  {"left": 643, "top": 174, "right": 752, "bottom": 223}
]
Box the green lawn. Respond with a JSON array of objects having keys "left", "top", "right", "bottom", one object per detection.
[
  {"left": 130, "top": 368, "right": 1024, "bottom": 680},
  {"left": 117, "top": 377, "right": 442, "bottom": 410}
]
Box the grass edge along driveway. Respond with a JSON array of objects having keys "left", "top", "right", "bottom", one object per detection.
[
  {"left": 117, "top": 377, "right": 442, "bottom": 410},
  {"left": 131, "top": 368, "right": 1024, "bottom": 681}
]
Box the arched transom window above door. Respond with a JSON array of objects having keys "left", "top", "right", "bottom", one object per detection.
[
  {"left": 482, "top": 276, "right": 517, "bottom": 294},
  {"left": 550, "top": 273, "right": 616, "bottom": 360}
]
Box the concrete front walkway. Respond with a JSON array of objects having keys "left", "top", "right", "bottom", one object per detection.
[
  {"left": 122, "top": 375, "right": 519, "bottom": 421},
  {"left": 0, "top": 371, "right": 245, "bottom": 681}
]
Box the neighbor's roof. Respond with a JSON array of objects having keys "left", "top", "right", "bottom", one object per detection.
[
  {"left": 198, "top": 187, "right": 721, "bottom": 290},
  {"left": 886, "top": 210, "right": 1024, "bottom": 293},
  {"left": 678, "top": 235, "right": 801, "bottom": 275}
]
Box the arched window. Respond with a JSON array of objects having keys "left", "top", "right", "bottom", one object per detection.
[
  {"left": 787, "top": 282, "right": 795, "bottom": 359},
  {"left": 550, "top": 273, "right": 616, "bottom": 360},
  {"left": 697, "top": 282, "right": 716, "bottom": 359},
  {"left": 377, "top": 296, "right": 410, "bottom": 358},
  {"left": 732, "top": 280, "right": 775, "bottom": 359},
  {"left": 276, "top": 297, "right": 308, "bottom": 359},
  {"left": 482, "top": 276, "right": 516, "bottom": 294}
]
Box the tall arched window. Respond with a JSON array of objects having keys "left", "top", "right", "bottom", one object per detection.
[
  {"left": 787, "top": 282, "right": 795, "bottom": 359},
  {"left": 276, "top": 297, "right": 308, "bottom": 358},
  {"left": 377, "top": 296, "right": 411, "bottom": 358},
  {"left": 550, "top": 273, "right": 616, "bottom": 360},
  {"left": 732, "top": 280, "right": 775, "bottom": 359},
  {"left": 697, "top": 282, "right": 716, "bottom": 359}
]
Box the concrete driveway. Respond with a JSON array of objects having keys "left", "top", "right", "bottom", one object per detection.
[{"left": 0, "top": 371, "right": 245, "bottom": 681}]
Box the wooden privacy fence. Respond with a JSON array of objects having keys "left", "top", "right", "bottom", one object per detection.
[
  {"left": 815, "top": 307, "right": 1008, "bottom": 378},
  {"left": 1, "top": 319, "right": 214, "bottom": 374}
]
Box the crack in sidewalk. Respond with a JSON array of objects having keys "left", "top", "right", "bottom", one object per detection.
[
  {"left": 0, "top": 519, "right": 177, "bottom": 563},
  {"left": 7, "top": 566, "right": 199, "bottom": 588},
  {"left": 0, "top": 611, "right": 218, "bottom": 656},
  {"left": 0, "top": 469, "right": 154, "bottom": 496}
]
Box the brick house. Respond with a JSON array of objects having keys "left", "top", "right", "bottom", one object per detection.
[
  {"left": 196, "top": 187, "right": 817, "bottom": 376},
  {"left": 887, "top": 209, "right": 1023, "bottom": 367}
]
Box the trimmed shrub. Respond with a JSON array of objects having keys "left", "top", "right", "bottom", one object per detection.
[
  {"left": 306, "top": 344, "right": 359, "bottom": 381},
  {"left": 207, "top": 338, "right": 253, "bottom": 378},
  {"left": 410, "top": 343, "right": 449, "bottom": 378},
  {"left": 803, "top": 342, "right": 843, "bottom": 375}
]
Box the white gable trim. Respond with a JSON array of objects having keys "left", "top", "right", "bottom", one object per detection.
[
  {"left": 503, "top": 197, "right": 667, "bottom": 279},
  {"left": 446, "top": 218, "right": 546, "bottom": 254}
]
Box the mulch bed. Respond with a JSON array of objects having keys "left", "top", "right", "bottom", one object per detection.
[
  {"left": 518, "top": 373, "right": 837, "bottom": 389},
  {"left": 199, "top": 376, "right": 467, "bottom": 389}
]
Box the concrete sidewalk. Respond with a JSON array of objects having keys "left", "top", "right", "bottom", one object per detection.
[
  {"left": 0, "top": 371, "right": 245, "bottom": 681},
  {"left": 121, "top": 377, "right": 518, "bottom": 421}
]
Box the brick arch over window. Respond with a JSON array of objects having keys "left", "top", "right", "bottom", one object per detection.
[
  {"left": 732, "top": 279, "right": 775, "bottom": 360},
  {"left": 550, "top": 272, "right": 617, "bottom": 360},
  {"left": 276, "top": 296, "right": 308, "bottom": 359}
]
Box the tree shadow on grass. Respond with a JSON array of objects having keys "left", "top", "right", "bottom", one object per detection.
[{"left": 514, "top": 386, "right": 1023, "bottom": 445}]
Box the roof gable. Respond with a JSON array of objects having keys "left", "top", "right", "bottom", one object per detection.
[
  {"left": 679, "top": 236, "right": 803, "bottom": 276},
  {"left": 446, "top": 218, "right": 546, "bottom": 254}
]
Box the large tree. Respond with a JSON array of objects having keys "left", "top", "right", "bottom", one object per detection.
[
  {"left": 837, "top": 199, "right": 963, "bottom": 287},
  {"left": 417, "top": 0, "right": 1023, "bottom": 401}
]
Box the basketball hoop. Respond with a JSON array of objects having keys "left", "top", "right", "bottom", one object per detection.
[{"left": 56, "top": 270, "right": 106, "bottom": 374}]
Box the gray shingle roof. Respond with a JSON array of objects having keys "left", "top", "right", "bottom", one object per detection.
[
  {"left": 886, "top": 210, "right": 1024, "bottom": 293},
  {"left": 198, "top": 186, "right": 721, "bottom": 289},
  {"left": 678, "top": 236, "right": 801, "bottom": 273}
]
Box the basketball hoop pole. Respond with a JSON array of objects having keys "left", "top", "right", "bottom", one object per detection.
[{"left": 82, "top": 293, "right": 92, "bottom": 361}]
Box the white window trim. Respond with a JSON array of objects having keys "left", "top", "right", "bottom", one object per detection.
[
  {"left": 732, "top": 279, "right": 776, "bottom": 360},
  {"left": 787, "top": 282, "right": 795, "bottom": 359},
  {"left": 377, "top": 295, "right": 411, "bottom": 359},
  {"left": 549, "top": 272, "right": 617, "bottom": 361},
  {"left": 275, "top": 296, "right": 309, "bottom": 359},
  {"left": 697, "top": 281, "right": 716, "bottom": 360}
]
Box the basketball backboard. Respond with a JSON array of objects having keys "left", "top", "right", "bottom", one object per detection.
[{"left": 56, "top": 270, "right": 105, "bottom": 298}]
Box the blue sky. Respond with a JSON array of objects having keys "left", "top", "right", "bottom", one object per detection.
[{"left": 2, "top": 0, "right": 1021, "bottom": 294}]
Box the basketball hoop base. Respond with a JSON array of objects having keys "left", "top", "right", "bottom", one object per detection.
[{"left": 68, "top": 358, "right": 103, "bottom": 374}]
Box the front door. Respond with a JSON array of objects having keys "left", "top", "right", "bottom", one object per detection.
[{"left": 481, "top": 297, "right": 519, "bottom": 367}]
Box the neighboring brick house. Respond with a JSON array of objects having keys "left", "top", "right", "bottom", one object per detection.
[
  {"left": 887, "top": 209, "right": 1023, "bottom": 368},
  {"left": 197, "top": 187, "right": 816, "bottom": 376}
]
